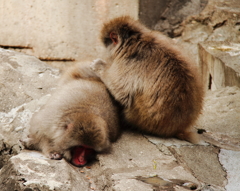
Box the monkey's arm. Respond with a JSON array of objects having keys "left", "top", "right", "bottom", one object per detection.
[
  {"left": 60, "top": 61, "right": 100, "bottom": 85},
  {"left": 90, "top": 58, "right": 108, "bottom": 77},
  {"left": 91, "top": 59, "right": 135, "bottom": 108}
]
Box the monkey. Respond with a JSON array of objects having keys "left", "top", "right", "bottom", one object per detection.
[
  {"left": 90, "top": 16, "right": 204, "bottom": 144},
  {"left": 22, "top": 61, "right": 120, "bottom": 166}
]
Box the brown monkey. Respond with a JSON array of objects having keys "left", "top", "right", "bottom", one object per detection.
[
  {"left": 23, "top": 61, "right": 120, "bottom": 166},
  {"left": 91, "top": 16, "right": 204, "bottom": 143}
]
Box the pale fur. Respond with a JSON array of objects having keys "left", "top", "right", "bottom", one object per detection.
[{"left": 23, "top": 61, "right": 120, "bottom": 160}]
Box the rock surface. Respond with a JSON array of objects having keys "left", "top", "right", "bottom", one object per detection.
[
  {"left": 0, "top": 48, "right": 59, "bottom": 168},
  {"left": 0, "top": 47, "right": 240, "bottom": 190},
  {"left": 198, "top": 87, "right": 240, "bottom": 150},
  {"left": 0, "top": 151, "right": 89, "bottom": 191},
  {"left": 199, "top": 41, "right": 240, "bottom": 90},
  {"left": 0, "top": 48, "right": 59, "bottom": 113},
  {"left": 173, "top": 0, "right": 240, "bottom": 67},
  {"left": 153, "top": 0, "right": 208, "bottom": 37}
]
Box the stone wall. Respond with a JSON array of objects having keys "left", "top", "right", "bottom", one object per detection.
[
  {"left": 0, "top": 0, "right": 205, "bottom": 69},
  {"left": 0, "top": 1, "right": 138, "bottom": 65}
]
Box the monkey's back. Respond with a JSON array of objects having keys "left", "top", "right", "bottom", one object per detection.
[
  {"left": 123, "top": 33, "right": 203, "bottom": 138},
  {"left": 30, "top": 78, "right": 119, "bottom": 142}
]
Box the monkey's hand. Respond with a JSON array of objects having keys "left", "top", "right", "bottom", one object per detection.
[
  {"left": 49, "top": 152, "right": 63, "bottom": 160},
  {"left": 90, "top": 58, "right": 107, "bottom": 77}
]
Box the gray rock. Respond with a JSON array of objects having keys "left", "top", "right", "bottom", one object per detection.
[
  {"left": 145, "top": 86, "right": 240, "bottom": 191},
  {"left": 0, "top": 48, "right": 60, "bottom": 168},
  {"left": 199, "top": 86, "right": 240, "bottom": 148},
  {"left": 87, "top": 132, "right": 200, "bottom": 191},
  {"left": 153, "top": 0, "right": 208, "bottom": 37},
  {"left": 0, "top": 48, "right": 59, "bottom": 113},
  {"left": 173, "top": 145, "right": 227, "bottom": 188},
  {"left": 0, "top": 150, "right": 89, "bottom": 191},
  {"left": 219, "top": 149, "right": 240, "bottom": 191},
  {"left": 199, "top": 41, "right": 240, "bottom": 90},
  {"left": 173, "top": 0, "right": 240, "bottom": 65}
]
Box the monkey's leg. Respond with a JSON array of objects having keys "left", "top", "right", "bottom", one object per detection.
[
  {"left": 21, "top": 137, "right": 63, "bottom": 159},
  {"left": 90, "top": 58, "right": 107, "bottom": 77}
]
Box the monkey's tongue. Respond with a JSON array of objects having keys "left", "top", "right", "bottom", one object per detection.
[
  {"left": 71, "top": 146, "right": 96, "bottom": 167},
  {"left": 71, "top": 147, "right": 87, "bottom": 166}
]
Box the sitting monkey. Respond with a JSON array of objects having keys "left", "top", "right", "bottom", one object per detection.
[{"left": 91, "top": 16, "right": 204, "bottom": 143}]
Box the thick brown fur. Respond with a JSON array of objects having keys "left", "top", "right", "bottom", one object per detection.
[
  {"left": 91, "top": 16, "right": 204, "bottom": 143},
  {"left": 23, "top": 61, "right": 120, "bottom": 160}
]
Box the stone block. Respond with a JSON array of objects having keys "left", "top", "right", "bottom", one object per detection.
[
  {"left": 0, "top": 0, "right": 206, "bottom": 67},
  {"left": 0, "top": 48, "right": 59, "bottom": 167},
  {"left": 198, "top": 86, "right": 240, "bottom": 147},
  {"left": 0, "top": 0, "right": 138, "bottom": 62},
  {"left": 0, "top": 150, "right": 89, "bottom": 191},
  {"left": 199, "top": 41, "right": 240, "bottom": 90}
]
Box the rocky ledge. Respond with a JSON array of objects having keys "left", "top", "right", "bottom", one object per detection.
[{"left": 0, "top": 46, "right": 240, "bottom": 191}]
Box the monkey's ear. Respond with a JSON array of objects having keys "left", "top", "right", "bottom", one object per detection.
[{"left": 110, "top": 32, "right": 118, "bottom": 45}]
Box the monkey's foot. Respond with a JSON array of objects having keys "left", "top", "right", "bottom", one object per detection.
[
  {"left": 49, "top": 152, "right": 63, "bottom": 160},
  {"left": 90, "top": 58, "right": 106, "bottom": 76}
]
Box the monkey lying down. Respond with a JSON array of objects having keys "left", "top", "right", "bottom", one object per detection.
[
  {"left": 22, "top": 62, "right": 120, "bottom": 167},
  {"left": 91, "top": 16, "right": 204, "bottom": 144}
]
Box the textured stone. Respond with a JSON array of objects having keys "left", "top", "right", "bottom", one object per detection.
[
  {"left": 0, "top": 0, "right": 138, "bottom": 63},
  {"left": 219, "top": 149, "right": 240, "bottom": 191},
  {"left": 199, "top": 41, "right": 240, "bottom": 90},
  {"left": 198, "top": 87, "right": 240, "bottom": 146},
  {"left": 0, "top": 48, "right": 59, "bottom": 167},
  {"left": 173, "top": 146, "right": 227, "bottom": 187},
  {"left": 0, "top": 48, "right": 59, "bottom": 113},
  {"left": 96, "top": 132, "right": 200, "bottom": 191},
  {"left": 174, "top": 0, "right": 240, "bottom": 67},
  {"left": 0, "top": 150, "right": 89, "bottom": 191}
]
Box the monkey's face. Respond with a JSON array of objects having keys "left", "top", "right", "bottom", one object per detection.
[{"left": 61, "top": 113, "right": 110, "bottom": 167}]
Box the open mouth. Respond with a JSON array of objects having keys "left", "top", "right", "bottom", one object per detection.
[{"left": 71, "top": 146, "right": 96, "bottom": 167}]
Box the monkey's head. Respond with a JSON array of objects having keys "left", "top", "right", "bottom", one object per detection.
[
  {"left": 101, "top": 16, "right": 143, "bottom": 49},
  {"left": 59, "top": 112, "right": 110, "bottom": 166}
]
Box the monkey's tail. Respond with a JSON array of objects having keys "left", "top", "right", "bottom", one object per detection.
[{"left": 176, "top": 130, "right": 200, "bottom": 144}]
